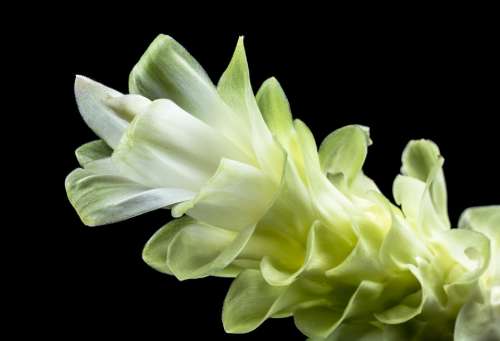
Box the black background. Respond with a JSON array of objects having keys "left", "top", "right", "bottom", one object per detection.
[{"left": 25, "top": 10, "right": 499, "bottom": 339}]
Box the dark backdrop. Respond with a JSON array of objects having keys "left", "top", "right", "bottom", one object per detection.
[{"left": 35, "top": 14, "right": 499, "bottom": 339}]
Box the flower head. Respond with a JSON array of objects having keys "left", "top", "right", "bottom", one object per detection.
[{"left": 66, "top": 35, "right": 499, "bottom": 340}]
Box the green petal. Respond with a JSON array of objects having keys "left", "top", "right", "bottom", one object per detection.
[
  {"left": 259, "top": 220, "right": 354, "bottom": 286},
  {"left": 255, "top": 77, "right": 294, "bottom": 145},
  {"left": 65, "top": 166, "right": 194, "bottom": 226},
  {"left": 223, "top": 270, "right": 328, "bottom": 334},
  {"left": 167, "top": 221, "right": 256, "bottom": 280},
  {"left": 129, "top": 34, "right": 254, "bottom": 157},
  {"left": 259, "top": 221, "right": 319, "bottom": 286},
  {"left": 319, "top": 125, "right": 370, "bottom": 185},
  {"left": 74, "top": 76, "right": 137, "bottom": 148},
  {"left": 142, "top": 218, "right": 189, "bottom": 275},
  {"left": 217, "top": 37, "right": 284, "bottom": 182},
  {"left": 172, "top": 158, "right": 278, "bottom": 231},
  {"left": 113, "top": 99, "right": 250, "bottom": 191},
  {"left": 222, "top": 269, "right": 287, "bottom": 333},
  {"left": 294, "top": 281, "right": 385, "bottom": 338},
  {"left": 75, "top": 140, "right": 112, "bottom": 167}
]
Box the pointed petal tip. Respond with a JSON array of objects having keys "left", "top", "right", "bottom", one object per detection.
[{"left": 262, "top": 76, "right": 280, "bottom": 88}]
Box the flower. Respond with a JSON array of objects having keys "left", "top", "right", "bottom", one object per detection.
[{"left": 66, "top": 35, "right": 499, "bottom": 340}]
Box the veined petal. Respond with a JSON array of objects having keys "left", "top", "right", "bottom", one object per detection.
[
  {"left": 217, "top": 37, "right": 285, "bottom": 183},
  {"left": 129, "top": 34, "right": 254, "bottom": 157},
  {"left": 172, "top": 158, "right": 279, "bottom": 231},
  {"left": 75, "top": 76, "right": 147, "bottom": 148},
  {"left": 113, "top": 99, "right": 250, "bottom": 191},
  {"left": 75, "top": 140, "right": 112, "bottom": 167},
  {"left": 65, "top": 166, "right": 194, "bottom": 226}
]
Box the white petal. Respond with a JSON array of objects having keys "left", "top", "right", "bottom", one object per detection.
[
  {"left": 74, "top": 75, "right": 128, "bottom": 148},
  {"left": 112, "top": 99, "right": 251, "bottom": 191},
  {"left": 172, "top": 158, "right": 279, "bottom": 231}
]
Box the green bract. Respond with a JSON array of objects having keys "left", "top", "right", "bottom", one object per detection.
[{"left": 66, "top": 35, "right": 499, "bottom": 340}]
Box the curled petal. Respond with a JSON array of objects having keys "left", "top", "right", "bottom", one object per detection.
[{"left": 65, "top": 165, "right": 194, "bottom": 226}]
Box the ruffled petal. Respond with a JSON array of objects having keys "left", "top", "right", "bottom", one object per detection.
[
  {"left": 167, "top": 221, "right": 255, "bottom": 280},
  {"left": 294, "top": 281, "right": 385, "bottom": 338}
]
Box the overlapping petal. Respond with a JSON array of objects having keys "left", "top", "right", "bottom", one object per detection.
[{"left": 66, "top": 35, "right": 500, "bottom": 341}]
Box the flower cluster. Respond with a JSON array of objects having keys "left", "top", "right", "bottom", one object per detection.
[{"left": 66, "top": 35, "right": 499, "bottom": 340}]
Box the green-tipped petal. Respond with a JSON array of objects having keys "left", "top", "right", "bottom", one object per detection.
[{"left": 65, "top": 166, "right": 194, "bottom": 226}]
